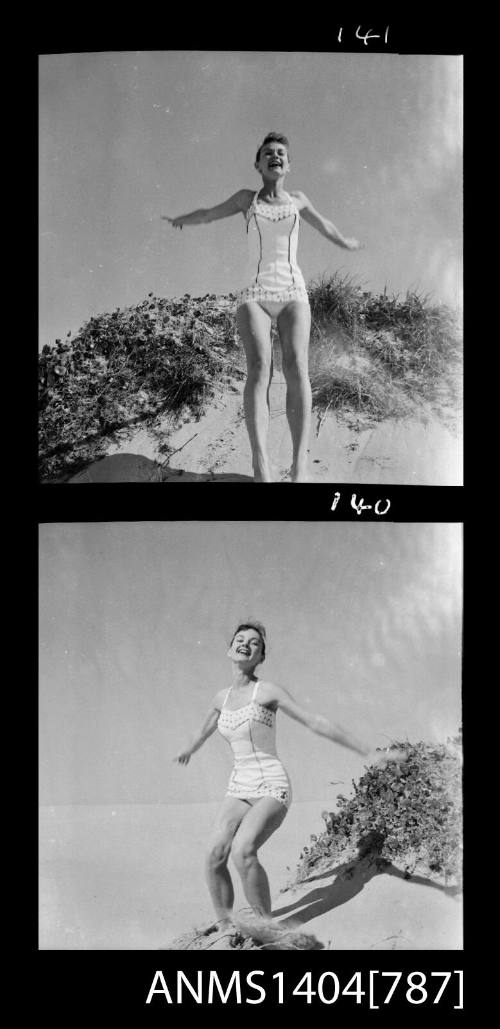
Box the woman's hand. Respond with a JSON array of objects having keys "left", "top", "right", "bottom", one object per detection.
[
  {"left": 343, "top": 237, "right": 364, "bottom": 251},
  {"left": 173, "top": 748, "right": 192, "bottom": 765},
  {"left": 366, "top": 747, "right": 409, "bottom": 770},
  {"left": 162, "top": 216, "right": 184, "bottom": 230}
]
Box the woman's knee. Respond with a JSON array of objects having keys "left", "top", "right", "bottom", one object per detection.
[
  {"left": 282, "top": 352, "right": 309, "bottom": 382},
  {"left": 206, "top": 837, "right": 231, "bottom": 871},
  {"left": 245, "top": 355, "right": 272, "bottom": 383},
  {"left": 231, "top": 837, "right": 257, "bottom": 871}
]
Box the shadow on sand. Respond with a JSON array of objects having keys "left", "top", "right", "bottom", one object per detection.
[
  {"left": 272, "top": 833, "right": 461, "bottom": 928},
  {"left": 68, "top": 453, "right": 254, "bottom": 483}
]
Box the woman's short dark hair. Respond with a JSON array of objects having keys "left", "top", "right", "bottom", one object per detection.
[
  {"left": 230, "top": 621, "right": 267, "bottom": 660},
  {"left": 255, "top": 133, "right": 289, "bottom": 164}
]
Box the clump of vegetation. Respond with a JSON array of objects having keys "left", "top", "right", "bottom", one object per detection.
[
  {"left": 167, "top": 917, "right": 324, "bottom": 951},
  {"left": 39, "top": 275, "right": 462, "bottom": 480},
  {"left": 38, "top": 293, "right": 244, "bottom": 481},
  {"left": 294, "top": 730, "right": 462, "bottom": 887},
  {"left": 308, "top": 274, "right": 462, "bottom": 427},
  {"left": 308, "top": 272, "right": 366, "bottom": 331}
]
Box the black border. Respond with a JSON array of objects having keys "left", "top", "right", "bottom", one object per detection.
[{"left": 38, "top": 485, "right": 463, "bottom": 522}]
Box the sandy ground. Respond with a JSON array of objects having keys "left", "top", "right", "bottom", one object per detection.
[
  {"left": 39, "top": 803, "right": 462, "bottom": 951},
  {"left": 68, "top": 369, "right": 462, "bottom": 484}
]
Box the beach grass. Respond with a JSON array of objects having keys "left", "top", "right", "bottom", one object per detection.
[{"left": 308, "top": 273, "right": 462, "bottom": 428}]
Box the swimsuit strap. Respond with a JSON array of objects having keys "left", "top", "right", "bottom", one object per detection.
[
  {"left": 251, "top": 680, "right": 260, "bottom": 701},
  {"left": 245, "top": 190, "right": 260, "bottom": 223},
  {"left": 247, "top": 193, "right": 259, "bottom": 224},
  {"left": 221, "top": 686, "right": 233, "bottom": 709}
]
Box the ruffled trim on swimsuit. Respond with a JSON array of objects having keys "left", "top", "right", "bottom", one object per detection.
[
  {"left": 236, "top": 285, "right": 310, "bottom": 305},
  {"left": 253, "top": 202, "right": 298, "bottom": 222},
  {"left": 226, "top": 779, "right": 292, "bottom": 809},
  {"left": 244, "top": 193, "right": 301, "bottom": 224}
]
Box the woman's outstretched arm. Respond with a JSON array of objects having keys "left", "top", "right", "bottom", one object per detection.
[
  {"left": 262, "top": 681, "right": 405, "bottom": 765},
  {"left": 279, "top": 686, "right": 368, "bottom": 755},
  {"left": 173, "top": 692, "right": 224, "bottom": 764},
  {"left": 162, "top": 188, "right": 252, "bottom": 229},
  {"left": 295, "top": 191, "right": 363, "bottom": 251}
]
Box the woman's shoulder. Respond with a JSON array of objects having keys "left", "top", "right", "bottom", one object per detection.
[
  {"left": 255, "top": 679, "right": 278, "bottom": 712},
  {"left": 212, "top": 686, "right": 230, "bottom": 711},
  {"left": 288, "top": 189, "right": 309, "bottom": 210},
  {"left": 256, "top": 679, "right": 280, "bottom": 702},
  {"left": 235, "top": 188, "right": 257, "bottom": 202},
  {"left": 236, "top": 188, "right": 257, "bottom": 214}
]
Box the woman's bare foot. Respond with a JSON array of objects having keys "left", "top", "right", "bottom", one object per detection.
[
  {"left": 202, "top": 916, "right": 235, "bottom": 935},
  {"left": 290, "top": 462, "right": 309, "bottom": 483},
  {"left": 234, "top": 915, "right": 324, "bottom": 948},
  {"left": 253, "top": 460, "right": 273, "bottom": 482}
]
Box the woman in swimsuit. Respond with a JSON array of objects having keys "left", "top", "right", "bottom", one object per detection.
[
  {"left": 174, "top": 621, "right": 401, "bottom": 928},
  {"left": 163, "top": 132, "right": 362, "bottom": 482}
]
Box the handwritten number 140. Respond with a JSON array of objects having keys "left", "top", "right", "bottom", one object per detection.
[{"left": 331, "top": 492, "right": 391, "bottom": 516}]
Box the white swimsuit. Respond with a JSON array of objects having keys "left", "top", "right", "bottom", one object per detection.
[
  {"left": 237, "top": 191, "right": 310, "bottom": 310},
  {"left": 217, "top": 680, "right": 292, "bottom": 810}
]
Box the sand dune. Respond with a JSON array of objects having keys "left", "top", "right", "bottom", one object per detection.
[
  {"left": 69, "top": 371, "right": 462, "bottom": 485},
  {"left": 39, "top": 802, "right": 462, "bottom": 950}
]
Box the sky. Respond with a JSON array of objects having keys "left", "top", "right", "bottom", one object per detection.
[
  {"left": 39, "top": 521, "right": 462, "bottom": 807},
  {"left": 39, "top": 51, "right": 463, "bottom": 350}
]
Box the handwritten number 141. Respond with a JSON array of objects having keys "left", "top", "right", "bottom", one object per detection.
[{"left": 338, "top": 26, "right": 390, "bottom": 45}]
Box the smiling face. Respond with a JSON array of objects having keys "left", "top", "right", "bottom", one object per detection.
[
  {"left": 255, "top": 141, "right": 290, "bottom": 181},
  {"left": 228, "top": 627, "right": 265, "bottom": 670}
]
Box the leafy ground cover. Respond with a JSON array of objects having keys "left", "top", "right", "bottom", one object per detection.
[
  {"left": 39, "top": 292, "right": 243, "bottom": 480},
  {"left": 293, "top": 730, "right": 463, "bottom": 888}
]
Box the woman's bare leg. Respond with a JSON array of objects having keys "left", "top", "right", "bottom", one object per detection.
[
  {"left": 230, "top": 797, "right": 287, "bottom": 919},
  {"left": 236, "top": 302, "right": 274, "bottom": 482},
  {"left": 205, "top": 797, "right": 250, "bottom": 922},
  {"left": 277, "top": 302, "right": 312, "bottom": 482}
]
